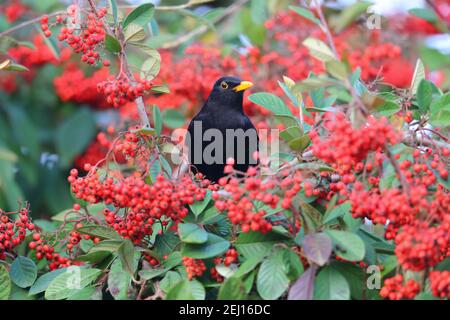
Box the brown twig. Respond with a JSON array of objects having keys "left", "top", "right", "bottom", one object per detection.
[
  {"left": 0, "top": 12, "right": 64, "bottom": 38},
  {"left": 384, "top": 146, "right": 410, "bottom": 197},
  {"left": 160, "top": 0, "right": 250, "bottom": 49},
  {"left": 312, "top": 0, "right": 369, "bottom": 117}
]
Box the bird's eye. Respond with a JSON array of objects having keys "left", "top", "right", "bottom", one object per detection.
[{"left": 220, "top": 81, "right": 229, "bottom": 89}]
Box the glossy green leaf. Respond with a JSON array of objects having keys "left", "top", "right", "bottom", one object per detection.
[
  {"left": 178, "top": 223, "right": 208, "bottom": 244},
  {"left": 0, "top": 265, "right": 11, "bottom": 300},
  {"left": 123, "top": 3, "right": 155, "bottom": 29},
  {"left": 256, "top": 250, "right": 289, "bottom": 300},
  {"left": 314, "top": 266, "right": 350, "bottom": 300},
  {"left": 326, "top": 230, "right": 366, "bottom": 261},
  {"left": 182, "top": 233, "right": 230, "bottom": 259},
  {"left": 248, "top": 92, "right": 292, "bottom": 115},
  {"left": 10, "top": 256, "right": 37, "bottom": 288}
]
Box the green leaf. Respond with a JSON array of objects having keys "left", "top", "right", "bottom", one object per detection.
[
  {"left": 89, "top": 240, "right": 123, "bottom": 253},
  {"left": 189, "top": 190, "right": 212, "bottom": 217},
  {"left": 39, "top": 29, "right": 60, "bottom": 59},
  {"left": 288, "top": 134, "right": 310, "bottom": 151},
  {"left": 417, "top": 79, "right": 433, "bottom": 112},
  {"left": 436, "top": 257, "right": 450, "bottom": 271},
  {"left": 333, "top": 1, "right": 372, "bottom": 33},
  {"left": 410, "top": 59, "right": 425, "bottom": 95},
  {"left": 409, "top": 8, "right": 439, "bottom": 22},
  {"left": 178, "top": 223, "right": 208, "bottom": 244},
  {"left": 325, "top": 60, "right": 348, "bottom": 80},
  {"left": 124, "top": 24, "right": 146, "bottom": 43},
  {"left": 67, "top": 286, "right": 102, "bottom": 300},
  {"left": 429, "top": 92, "right": 450, "bottom": 127},
  {"left": 302, "top": 37, "right": 337, "bottom": 62},
  {"left": 151, "top": 84, "right": 170, "bottom": 94},
  {"left": 77, "top": 225, "right": 121, "bottom": 240},
  {"left": 165, "top": 279, "right": 205, "bottom": 300},
  {"left": 235, "top": 231, "right": 289, "bottom": 259},
  {"left": 45, "top": 268, "right": 101, "bottom": 300},
  {"left": 233, "top": 254, "right": 266, "bottom": 278},
  {"left": 182, "top": 233, "right": 230, "bottom": 259},
  {"left": 140, "top": 49, "right": 161, "bottom": 81},
  {"left": 139, "top": 268, "right": 167, "bottom": 281},
  {"left": 377, "top": 101, "right": 401, "bottom": 117},
  {"left": 256, "top": 250, "right": 289, "bottom": 300},
  {"left": 289, "top": 6, "right": 320, "bottom": 25},
  {"left": 29, "top": 267, "right": 68, "bottom": 296},
  {"left": 4, "top": 63, "right": 29, "bottom": 72},
  {"left": 293, "top": 77, "right": 338, "bottom": 92},
  {"left": 10, "top": 256, "right": 37, "bottom": 288},
  {"left": 248, "top": 92, "right": 292, "bottom": 115},
  {"left": 250, "top": 0, "right": 268, "bottom": 23},
  {"left": 118, "top": 240, "right": 138, "bottom": 276},
  {"left": 163, "top": 108, "right": 185, "bottom": 129},
  {"left": 105, "top": 34, "right": 121, "bottom": 53},
  {"left": 415, "top": 292, "right": 439, "bottom": 300},
  {"left": 152, "top": 105, "right": 163, "bottom": 135},
  {"left": 123, "top": 3, "right": 155, "bottom": 29},
  {"left": 326, "top": 230, "right": 366, "bottom": 262},
  {"left": 77, "top": 251, "right": 111, "bottom": 264},
  {"left": 154, "top": 231, "right": 180, "bottom": 258},
  {"left": 0, "top": 265, "right": 11, "bottom": 300},
  {"left": 108, "top": 258, "right": 132, "bottom": 300},
  {"left": 55, "top": 108, "right": 96, "bottom": 167},
  {"left": 108, "top": 0, "right": 118, "bottom": 24},
  {"left": 159, "top": 271, "right": 182, "bottom": 293},
  {"left": 314, "top": 266, "right": 350, "bottom": 300},
  {"left": 323, "top": 202, "right": 351, "bottom": 224},
  {"left": 280, "top": 126, "right": 303, "bottom": 143},
  {"left": 218, "top": 277, "right": 247, "bottom": 300}
]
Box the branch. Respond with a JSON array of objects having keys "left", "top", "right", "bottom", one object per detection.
[
  {"left": 119, "top": 0, "right": 216, "bottom": 11},
  {"left": 312, "top": 0, "right": 369, "bottom": 117},
  {"left": 160, "top": 0, "right": 250, "bottom": 49},
  {"left": 384, "top": 146, "right": 410, "bottom": 196},
  {"left": 0, "top": 12, "right": 63, "bottom": 38}
]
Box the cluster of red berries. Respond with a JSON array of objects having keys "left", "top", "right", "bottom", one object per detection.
[
  {"left": 2, "top": 0, "right": 28, "bottom": 23},
  {"left": 54, "top": 63, "right": 110, "bottom": 108},
  {"left": 41, "top": 5, "right": 109, "bottom": 66},
  {"left": 310, "top": 113, "right": 401, "bottom": 174},
  {"left": 380, "top": 275, "right": 420, "bottom": 300},
  {"left": 68, "top": 169, "right": 207, "bottom": 244},
  {"left": 394, "top": 222, "right": 449, "bottom": 272},
  {"left": 182, "top": 257, "right": 206, "bottom": 280},
  {"left": 429, "top": 270, "right": 450, "bottom": 299},
  {"left": 0, "top": 206, "right": 35, "bottom": 260},
  {"left": 97, "top": 76, "right": 153, "bottom": 107},
  {"left": 214, "top": 178, "right": 274, "bottom": 234},
  {"left": 214, "top": 248, "right": 239, "bottom": 267},
  {"left": 114, "top": 132, "right": 142, "bottom": 159},
  {"left": 29, "top": 233, "right": 81, "bottom": 270}
]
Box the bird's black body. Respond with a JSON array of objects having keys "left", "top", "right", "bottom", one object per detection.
[{"left": 187, "top": 76, "right": 258, "bottom": 182}]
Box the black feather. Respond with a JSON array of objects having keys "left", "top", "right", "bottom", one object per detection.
[{"left": 186, "top": 76, "right": 258, "bottom": 182}]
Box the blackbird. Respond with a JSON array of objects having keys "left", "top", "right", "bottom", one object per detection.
[{"left": 187, "top": 76, "right": 258, "bottom": 182}]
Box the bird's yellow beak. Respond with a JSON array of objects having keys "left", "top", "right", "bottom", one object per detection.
[{"left": 233, "top": 81, "right": 254, "bottom": 92}]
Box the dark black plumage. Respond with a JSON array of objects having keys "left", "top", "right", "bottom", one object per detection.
[{"left": 187, "top": 76, "right": 258, "bottom": 182}]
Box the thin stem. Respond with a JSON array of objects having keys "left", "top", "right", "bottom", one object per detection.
[
  {"left": 119, "top": 0, "right": 216, "bottom": 11},
  {"left": 0, "top": 12, "right": 63, "bottom": 38},
  {"left": 384, "top": 146, "right": 410, "bottom": 197},
  {"left": 312, "top": 0, "right": 369, "bottom": 117},
  {"left": 160, "top": 0, "right": 250, "bottom": 49}
]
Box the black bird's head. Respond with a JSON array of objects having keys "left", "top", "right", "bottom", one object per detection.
[{"left": 206, "top": 76, "right": 254, "bottom": 112}]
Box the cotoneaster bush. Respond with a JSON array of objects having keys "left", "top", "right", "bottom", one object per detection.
[{"left": 0, "top": 0, "right": 449, "bottom": 301}]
